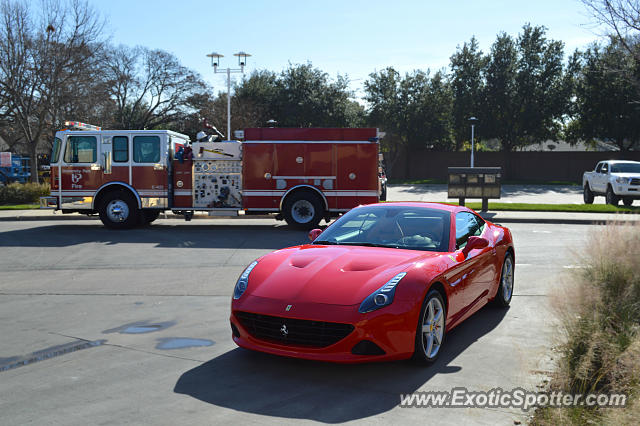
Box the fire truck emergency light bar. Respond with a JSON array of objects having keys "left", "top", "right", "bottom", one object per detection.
[{"left": 64, "top": 121, "right": 101, "bottom": 131}]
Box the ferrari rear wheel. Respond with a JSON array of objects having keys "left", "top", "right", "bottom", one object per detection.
[
  {"left": 413, "top": 289, "right": 446, "bottom": 364},
  {"left": 494, "top": 253, "right": 514, "bottom": 307}
]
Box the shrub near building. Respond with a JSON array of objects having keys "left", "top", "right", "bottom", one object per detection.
[{"left": 0, "top": 183, "right": 49, "bottom": 205}]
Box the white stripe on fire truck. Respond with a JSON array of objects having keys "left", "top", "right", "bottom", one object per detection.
[
  {"left": 242, "top": 190, "right": 378, "bottom": 197},
  {"left": 323, "top": 191, "right": 378, "bottom": 197},
  {"left": 59, "top": 193, "right": 94, "bottom": 197},
  {"left": 242, "top": 191, "right": 286, "bottom": 196},
  {"left": 137, "top": 191, "right": 167, "bottom": 196},
  {"left": 271, "top": 176, "right": 336, "bottom": 180},
  {"left": 244, "top": 140, "right": 375, "bottom": 144}
]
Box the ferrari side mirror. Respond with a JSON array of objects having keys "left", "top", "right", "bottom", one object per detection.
[
  {"left": 461, "top": 236, "right": 489, "bottom": 257},
  {"left": 308, "top": 228, "right": 322, "bottom": 242}
]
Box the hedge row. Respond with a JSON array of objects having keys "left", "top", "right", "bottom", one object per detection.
[{"left": 0, "top": 182, "right": 50, "bottom": 205}]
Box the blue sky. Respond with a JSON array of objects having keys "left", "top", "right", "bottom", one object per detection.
[{"left": 86, "top": 0, "right": 605, "bottom": 98}]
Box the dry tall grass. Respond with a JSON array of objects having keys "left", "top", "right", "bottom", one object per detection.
[{"left": 533, "top": 221, "right": 640, "bottom": 425}]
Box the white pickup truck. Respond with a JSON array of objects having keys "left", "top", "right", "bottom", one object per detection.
[{"left": 583, "top": 160, "right": 640, "bottom": 206}]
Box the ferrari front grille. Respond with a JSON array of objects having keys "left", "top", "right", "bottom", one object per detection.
[{"left": 235, "top": 311, "right": 354, "bottom": 348}]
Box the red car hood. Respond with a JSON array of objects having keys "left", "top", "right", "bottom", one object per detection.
[{"left": 248, "top": 245, "right": 441, "bottom": 306}]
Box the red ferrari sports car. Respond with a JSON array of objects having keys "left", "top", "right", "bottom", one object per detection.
[{"left": 230, "top": 202, "right": 515, "bottom": 364}]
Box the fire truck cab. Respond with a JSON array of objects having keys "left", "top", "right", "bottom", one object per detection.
[{"left": 42, "top": 122, "right": 382, "bottom": 229}]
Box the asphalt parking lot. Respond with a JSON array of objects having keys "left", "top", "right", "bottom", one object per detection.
[
  {"left": 0, "top": 218, "right": 593, "bottom": 425},
  {"left": 387, "top": 184, "right": 585, "bottom": 204}
]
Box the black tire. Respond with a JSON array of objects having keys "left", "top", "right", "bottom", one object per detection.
[
  {"left": 606, "top": 185, "right": 619, "bottom": 206},
  {"left": 413, "top": 289, "right": 446, "bottom": 364},
  {"left": 494, "top": 253, "right": 514, "bottom": 307},
  {"left": 380, "top": 182, "right": 387, "bottom": 201},
  {"left": 141, "top": 210, "right": 161, "bottom": 225},
  {"left": 623, "top": 198, "right": 633, "bottom": 207},
  {"left": 583, "top": 184, "right": 594, "bottom": 204},
  {"left": 282, "top": 191, "right": 325, "bottom": 229},
  {"left": 98, "top": 190, "right": 139, "bottom": 229}
]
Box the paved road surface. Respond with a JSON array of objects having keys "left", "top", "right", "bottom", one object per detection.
[
  {"left": 0, "top": 219, "right": 594, "bottom": 425},
  {"left": 388, "top": 184, "right": 587, "bottom": 204}
]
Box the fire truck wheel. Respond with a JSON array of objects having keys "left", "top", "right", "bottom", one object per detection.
[
  {"left": 98, "top": 191, "right": 139, "bottom": 229},
  {"left": 283, "top": 192, "right": 325, "bottom": 229}
]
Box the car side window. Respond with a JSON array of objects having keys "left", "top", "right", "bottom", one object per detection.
[
  {"left": 601, "top": 163, "right": 609, "bottom": 174},
  {"left": 595, "top": 163, "right": 602, "bottom": 173},
  {"left": 455, "top": 212, "right": 485, "bottom": 249}
]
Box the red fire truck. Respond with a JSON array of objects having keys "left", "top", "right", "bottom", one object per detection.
[{"left": 41, "top": 122, "right": 383, "bottom": 229}]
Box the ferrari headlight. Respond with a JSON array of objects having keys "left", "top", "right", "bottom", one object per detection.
[
  {"left": 358, "top": 272, "right": 407, "bottom": 314},
  {"left": 233, "top": 261, "right": 258, "bottom": 300}
]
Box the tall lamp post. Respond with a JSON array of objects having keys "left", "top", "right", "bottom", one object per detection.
[
  {"left": 469, "top": 116, "right": 478, "bottom": 167},
  {"left": 206, "top": 51, "right": 251, "bottom": 140}
]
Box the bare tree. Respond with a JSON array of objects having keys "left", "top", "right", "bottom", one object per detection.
[
  {"left": 0, "top": 0, "right": 105, "bottom": 181},
  {"left": 105, "top": 45, "right": 207, "bottom": 130},
  {"left": 582, "top": 1, "right": 640, "bottom": 60}
]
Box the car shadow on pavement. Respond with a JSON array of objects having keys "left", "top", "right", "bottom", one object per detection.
[
  {"left": 174, "top": 306, "right": 509, "bottom": 423},
  {"left": 0, "top": 224, "right": 309, "bottom": 250}
]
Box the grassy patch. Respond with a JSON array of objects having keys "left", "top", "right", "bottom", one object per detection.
[
  {"left": 531, "top": 222, "right": 640, "bottom": 424},
  {"left": 502, "top": 180, "right": 580, "bottom": 186},
  {"left": 0, "top": 204, "right": 40, "bottom": 210},
  {"left": 460, "top": 202, "right": 640, "bottom": 214}
]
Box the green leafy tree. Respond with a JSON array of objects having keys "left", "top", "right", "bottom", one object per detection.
[
  {"left": 449, "top": 37, "right": 486, "bottom": 151},
  {"left": 483, "top": 32, "right": 518, "bottom": 151},
  {"left": 483, "top": 25, "right": 570, "bottom": 152},
  {"left": 568, "top": 39, "right": 640, "bottom": 150},
  {"left": 364, "top": 67, "right": 404, "bottom": 172},
  {"left": 229, "top": 64, "right": 364, "bottom": 130},
  {"left": 365, "top": 67, "right": 453, "bottom": 176}
]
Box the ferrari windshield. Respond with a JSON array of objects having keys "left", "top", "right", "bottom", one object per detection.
[{"left": 314, "top": 205, "right": 451, "bottom": 252}]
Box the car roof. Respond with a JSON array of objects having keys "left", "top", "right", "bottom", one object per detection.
[
  {"left": 603, "top": 160, "right": 640, "bottom": 164},
  {"left": 359, "top": 201, "right": 469, "bottom": 214}
]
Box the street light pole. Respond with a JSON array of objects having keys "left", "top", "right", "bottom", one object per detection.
[
  {"left": 469, "top": 116, "right": 478, "bottom": 168},
  {"left": 206, "top": 51, "right": 251, "bottom": 140}
]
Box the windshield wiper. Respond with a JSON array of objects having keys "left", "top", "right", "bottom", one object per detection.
[
  {"left": 337, "top": 242, "right": 399, "bottom": 248},
  {"left": 312, "top": 240, "right": 340, "bottom": 245}
]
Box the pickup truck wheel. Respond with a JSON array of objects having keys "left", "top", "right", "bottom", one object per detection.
[
  {"left": 583, "top": 184, "right": 594, "bottom": 204},
  {"left": 282, "top": 192, "right": 324, "bottom": 229},
  {"left": 98, "top": 191, "right": 139, "bottom": 229},
  {"left": 623, "top": 198, "right": 633, "bottom": 207},
  {"left": 606, "top": 185, "right": 619, "bottom": 206}
]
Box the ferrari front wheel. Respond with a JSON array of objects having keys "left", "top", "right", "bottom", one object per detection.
[
  {"left": 413, "top": 289, "right": 446, "bottom": 364},
  {"left": 494, "top": 253, "right": 514, "bottom": 307}
]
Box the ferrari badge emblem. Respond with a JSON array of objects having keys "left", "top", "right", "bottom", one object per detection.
[{"left": 280, "top": 324, "right": 288, "bottom": 337}]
